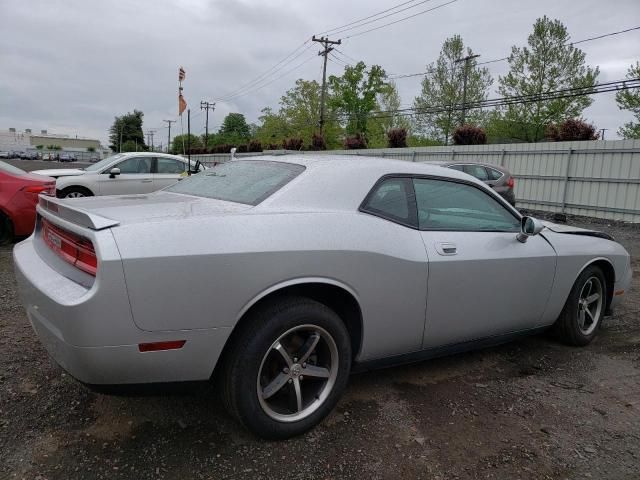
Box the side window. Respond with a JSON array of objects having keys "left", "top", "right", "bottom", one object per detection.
[
  {"left": 413, "top": 178, "right": 520, "bottom": 232},
  {"left": 462, "top": 164, "right": 489, "bottom": 181},
  {"left": 487, "top": 167, "right": 504, "bottom": 181},
  {"left": 447, "top": 164, "right": 464, "bottom": 172},
  {"left": 156, "top": 157, "right": 185, "bottom": 174},
  {"left": 361, "top": 177, "right": 414, "bottom": 226},
  {"left": 115, "top": 157, "right": 152, "bottom": 174}
]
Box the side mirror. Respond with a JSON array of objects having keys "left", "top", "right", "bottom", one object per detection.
[
  {"left": 517, "top": 216, "right": 545, "bottom": 243},
  {"left": 109, "top": 167, "right": 121, "bottom": 179}
]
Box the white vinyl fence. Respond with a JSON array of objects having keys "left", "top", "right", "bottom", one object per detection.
[{"left": 192, "top": 139, "right": 640, "bottom": 223}]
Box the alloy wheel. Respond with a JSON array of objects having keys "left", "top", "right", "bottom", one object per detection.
[
  {"left": 577, "top": 276, "right": 604, "bottom": 335},
  {"left": 257, "top": 324, "right": 339, "bottom": 423},
  {"left": 65, "top": 191, "right": 85, "bottom": 198}
]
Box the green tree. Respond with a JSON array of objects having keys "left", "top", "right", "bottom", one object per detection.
[
  {"left": 170, "top": 134, "right": 202, "bottom": 154},
  {"left": 616, "top": 62, "right": 640, "bottom": 139},
  {"left": 254, "top": 81, "right": 342, "bottom": 149},
  {"left": 328, "top": 61, "right": 389, "bottom": 136},
  {"left": 254, "top": 107, "right": 291, "bottom": 147},
  {"left": 218, "top": 113, "right": 251, "bottom": 145},
  {"left": 279, "top": 79, "right": 322, "bottom": 144},
  {"left": 412, "top": 35, "right": 493, "bottom": 145},
  {"left": 121, "top": 140, "right": 142, "bottom": 152},
  {"left": 497, "top": 16, "right": 599, "bottom": 142},
  {"left": 377, "top": 81, "right": 411, "bottom": 132},
  {"left": 108, "top": 110, "right": 146, "bottom": 152}
]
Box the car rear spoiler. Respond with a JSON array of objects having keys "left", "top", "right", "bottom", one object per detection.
[{"left": 38, "top": 195, "right": 120, "bottom": 230}]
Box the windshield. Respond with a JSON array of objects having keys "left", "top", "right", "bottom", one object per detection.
[
  {"left": 0, "top": 160, "right": 25, "bottom": 175},
  {"left": 165, "top": 160, "right": 304, "bottom": 205},
  {"left": 84, "top": 153, "right": 126, "bottom": 172}
]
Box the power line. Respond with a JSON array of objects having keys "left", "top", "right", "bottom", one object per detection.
[
  {"left": 391, "top": 25, "right": 640, "bottom": 78},
  {"left": 342, "top": 0, "right": 458, "bottom": 40},
  {"left": 315, "top": 0, "right": 422, "bottom": 36},
  {"left": 330, "top": 78, "right": 640, "bottom": 121},
  {"left": 333, "top": 48, "right": 359, "bottom": 64},
  {"left": 215, "top": 41, "right": 312, "bottom": 101},
  {"left": 322, "top": 0, "right": 438, "bottom": 37},
  {"left": 221, "top": 53, "right": 319, "bottom": 102}
]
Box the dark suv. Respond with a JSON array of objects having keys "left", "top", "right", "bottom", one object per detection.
[{"left": 437, "top": 162, "right": 516, "bottom": 206}]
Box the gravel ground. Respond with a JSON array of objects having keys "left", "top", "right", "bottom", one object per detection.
[{"left": 1, "top": 160, "right": 639, "bottom": 479}]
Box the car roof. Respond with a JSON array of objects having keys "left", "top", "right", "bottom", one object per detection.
[
  {"left": 237, "top": 154, "right": 476, "bottom": 180},
  {"left": 235, "top": 154, "right": 493, "bottom": 212}
]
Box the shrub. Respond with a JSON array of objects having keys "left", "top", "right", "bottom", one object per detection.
[
  {"left": 87, "top": 146, "right": 96, "bottom": 152},
  {"left": 267, "top": 143, "right": 281, "bottom": 150},
  {"left": 36, "top": 145, "right": 44, "bottom": 150},
  {"left": 452, "top": 125, "right": 487, "bottom": 145},
  {"left": 387, "top": 128, "right": 408, "bottom": 148},
  {"left": 248, "top": 140, "right": 263, "bottom": 152},
  {"left": 343, "top": 133, "right": 368, "bottom": 150},
  {"left": 545, "top": 119, "right": 599, "bottom": 141},
  {"left": 283, "top": 137, "right": 304, "bottom": 150},
  {"left": 309, "top": 133, "right": 327, "bottom": 151},
  {"left": 210, "top": 143, "right": 234, "bottom": 154},
  {"left": 236, "top": 144, "right": 248, "bottom": 153}
]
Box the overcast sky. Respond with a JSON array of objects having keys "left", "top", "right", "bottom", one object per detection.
[{"left": 1, "top": 0, "right": 638, "bottom": 146}]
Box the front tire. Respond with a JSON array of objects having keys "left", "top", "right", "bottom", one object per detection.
[
  {"left": 221, "top": 297, "right": 351, "bottom": 439},
  {"left": 58, "top": 186, "right": 93, "bottom": 199},
  {"left": 554, "top": 265, "right": 607, "bottom": 346}
]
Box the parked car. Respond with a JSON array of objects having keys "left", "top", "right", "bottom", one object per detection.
[
  {"left": 59, "top": 153, "right": 76, "bottom": 162},
  {"left": 32, "top": 152, "right": 205, "bottom": 197},
  {"left": 0, "top": 151, "right": 9, "bottom": 159},
  {"left": 14, "top": 156, "right": 631, "bottom": 439},
  {"left": 434, "top": 161, "right": 516, "bottom": 206},
  {"left": 18, "top": 151, "right": 38, "bottom": 160},
  {"left": 0, "top": 161, "right": 55, "bottom": 244}
]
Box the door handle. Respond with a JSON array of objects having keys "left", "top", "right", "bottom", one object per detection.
[
  {"left": 141, "top": 179, "right": 153, "bottom": 183},
  {"left": 435, "top": 242, "right": 457, "bottom": 256}
]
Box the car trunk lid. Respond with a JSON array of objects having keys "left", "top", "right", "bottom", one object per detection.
[{"left": 39, "top": 191, "right": 251, "bottom": 228}]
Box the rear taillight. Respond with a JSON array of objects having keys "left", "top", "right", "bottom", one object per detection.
[
  {"left": 507, "top": 177, "right": 515, "bottom": 189},
  {"left": 23, "top": 184, "right": 55, "bottom": 196},
  {"left": 41, "top": 218, "right": 97, "bottom": 276}
]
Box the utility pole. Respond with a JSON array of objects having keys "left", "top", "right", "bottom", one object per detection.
[
  {"left": 600, "top": 128, "right": 607, "bottom": 140},
  {"left": 455, "top": 54, "right": 480, "bottom": 126},
  {"left": 163, "top": 119, "right": 175, "bottom": 153},
  {"left": 200, "top": 101, "right": 216, "bottom": 148},
  {"left": 312, "top": 35, "right": 341, "bottom": 136},
  {"left": 147, "top": 130, "right": 156, "bottom": 151}
]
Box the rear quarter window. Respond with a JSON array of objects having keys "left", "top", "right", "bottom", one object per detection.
[{"left": 165, "top": 160, "right": 305, "bottom": 205}]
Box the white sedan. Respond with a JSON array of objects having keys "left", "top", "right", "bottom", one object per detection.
[{"left": 32, "top": 152, "right": 204, "bottom": 198}]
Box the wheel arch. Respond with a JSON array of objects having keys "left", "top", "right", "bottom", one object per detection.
[
  {"left": 576, "top": 257, "right": 615, "bottom": 312},
  {"left": 56, "top": 184, "right": 95, "bottom": 198},
  {"left": 215, "top": 279, "right": 364, "bottom": 378}
]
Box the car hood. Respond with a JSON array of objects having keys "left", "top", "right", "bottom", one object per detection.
[
  {"left": 57, "top": 191, "right": 252, "bottom": 226},
  {"left": 32, "top": 168, "right": 85, "bottom": 178},
  {"left": 540, "top": 220, "right": 614, "bottom": 241}
]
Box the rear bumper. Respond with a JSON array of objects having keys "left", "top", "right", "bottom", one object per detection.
[{"left": 14, "top": 234, "right": 231, "bottom": 385}]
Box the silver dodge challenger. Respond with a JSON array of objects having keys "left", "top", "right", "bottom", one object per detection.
[{"left": 14, "top": 156, "right": 632, "bottom": 439}]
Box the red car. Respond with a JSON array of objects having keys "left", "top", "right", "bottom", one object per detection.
[{"left": 0, "top": 161, "right": 55, "bottom": 244}]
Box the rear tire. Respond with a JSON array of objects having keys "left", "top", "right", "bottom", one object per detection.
[
  {"left": 58, "top": 186, "right": 93, "bottom": 199},
  {"left": 0, "top": 212, "right": 13, "bottom": 245},
  {"left": 221, "top": 296, "right": 351, "bottom": 439},
  {"left": 553, "top": 265, "right": 607, "bottom": 346}
]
